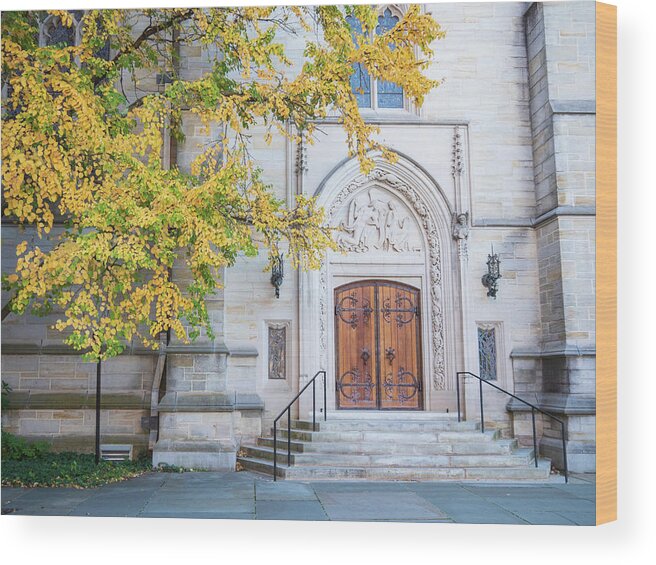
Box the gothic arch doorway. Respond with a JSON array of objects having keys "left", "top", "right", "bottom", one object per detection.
[{"left": 334, "top": 280, "right": 423, "bottom": 410}]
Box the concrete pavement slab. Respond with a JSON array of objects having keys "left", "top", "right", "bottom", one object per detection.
[
  {"left": 139, "top": 511, "right": 255, "bottom": 519},
  {"left": 142, "top": 495, "right": 255, "bottom": 515},
  {"left": 3, "top": 488, "right": 93, "bottom": 515},
  {"left": 255, "top": 482, "right": 317, "bottom": 501},
  {"left": 316, "top": 490, "right": 448, "bottom": 521},
  {"left": 256, "top": 500, "right": 328, "bottom": 520},
  {"left": 482, "top": 496, "right": 595, "bottom": 514},
  {"left": 1, "top": 471, "right": 597, "bottom": 525},
  {"left": 68, "top": 490, "right": 155, "bottom": 517},
  {"left": 507, "top": 510, "right": 578, "bottom": 526},
  {"left": 557, "top": 511, "right": 596, "bottom": 526}
]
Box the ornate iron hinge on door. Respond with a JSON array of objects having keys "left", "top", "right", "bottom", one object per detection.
[
  {"left": 336, "top": 369, "right": 375, "bottom": 402},
  {"left": 383, "top": 367, "right": 421, "bottom": 403},
  {"left": 335, "top": 292, "right": 373, "bottom": 328},
  {"left": 381, "top": 293, "right": 419, "bottom": 327}
]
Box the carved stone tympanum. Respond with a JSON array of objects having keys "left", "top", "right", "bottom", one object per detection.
[{"left": 336, "top": 189, "right": 420, "bottom": 253}]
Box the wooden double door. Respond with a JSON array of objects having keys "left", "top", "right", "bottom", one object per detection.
[{"left": 334, "top": 280, "right": 423, "bottom": 410}]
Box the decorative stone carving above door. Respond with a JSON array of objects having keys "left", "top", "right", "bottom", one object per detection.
[{"left": 335, "top": 188, "right": 422, "bottom": 253}]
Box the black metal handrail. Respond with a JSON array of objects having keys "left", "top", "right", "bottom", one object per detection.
[
  {"left": 273, "top": 370, "right": 327, "bottom": 481},
  {"left": 456, "top": 371, "right": 568, "bottom": 482}
]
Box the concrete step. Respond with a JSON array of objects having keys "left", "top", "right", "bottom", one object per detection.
[
  {"left": 237, "top": 456, "right": 553, "bottom": 481},
  {"left": 256, "top": 437, "right": 517, "bottom": 456},
  {"left": 257, "top": 437, "right": 306, "bottom": 452},
  {"left": 241, "top": 445, "right": 535, "bottom": 468},
  {"left": 316, "top": 411, "right": 459, "bottom": 421},
  {"left": 286, "top": 419, "right": 480, "bottom": 433},
  {"left": 275, "top": 428, "right": 500, "bottom": 444}
]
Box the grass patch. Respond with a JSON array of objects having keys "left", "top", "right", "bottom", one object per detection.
[
  {"left": 2, "top": 452, "right": 153, "bottom": 488},
  {"left": 1, "top": 432, "right": 200, "bottom": 488}
]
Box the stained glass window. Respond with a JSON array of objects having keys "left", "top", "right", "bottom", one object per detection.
[
  {"left": 478, "top": 326, "right": 497, "bottom": 381},
  {"left": 42, "top": 11, "right": 83, "bottom": 47},
  {"left": 346, "top": 8, "right": 404, "bottom": 109},
  {"left": 375, "top": 9, "right": 404, "bottom": 108},
  {"left": 346, "top": 14, "right": 372, "bottom": 108}
]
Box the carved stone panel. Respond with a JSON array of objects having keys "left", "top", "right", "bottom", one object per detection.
[
  {"left": 477, "top": 325, "right": 497, "bottom": 381},
  {"left": 268, "top": 324, "right": 287, "bottom": 380},
  {"left": 334, "top": 188, "right": 422, "bottom": 253}
]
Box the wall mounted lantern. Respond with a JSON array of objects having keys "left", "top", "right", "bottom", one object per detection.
[
  {"left": 270, "top": 252, "right": 284, "bottom": 299},
  {"left": 481, "top": 245, "right": 501, "bottom": 298}
]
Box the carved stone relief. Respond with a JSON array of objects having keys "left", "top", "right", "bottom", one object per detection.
[
  {"left": 335, "top": 189, "right": 421, "bottom": 253},
  {"left": 319, "top": 266, "right": 327, "bottom": 355},
  {"left": 451, "top": 126, "right": 464, "bottom": 178},
  {"left": 451, "top": 211, "right": 470, "bottom": 258},
  {"left": 268, "top": 324, "right": 287, "bottom": 380},
  {"left": 323, "top": 169, "right": 447, "bottom": 389},
  {"left": 295, "top": 132, "right": 308, "bottom": 175},
  {"left": 477, "top": 323, "right": 498, "bottom": 381}
]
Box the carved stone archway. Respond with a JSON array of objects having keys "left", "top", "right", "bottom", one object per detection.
[
  {"left": 298, "top": 153, "right": 456, "bottom": 409},
  {"left": 324, "top": 168, "right": 446, "bottom": 390}
]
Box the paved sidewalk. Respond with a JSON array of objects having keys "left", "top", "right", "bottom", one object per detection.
[{"left": 1, "top": 471, "right": 595, "bottom": 525}]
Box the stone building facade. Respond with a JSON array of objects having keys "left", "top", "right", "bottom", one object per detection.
[{"left": 1, "top": 2, "right": 597, "bottom": 474}]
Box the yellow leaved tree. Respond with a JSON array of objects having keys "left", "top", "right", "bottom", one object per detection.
[{"left": 1, "top": 6, "right": 444, "bottom": 361}]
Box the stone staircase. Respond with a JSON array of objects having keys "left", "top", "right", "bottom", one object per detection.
[{"left": 237, "top": 411, "right": 552, "bottom": 481}]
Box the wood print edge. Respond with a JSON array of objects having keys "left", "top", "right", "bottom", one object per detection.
[{"left": 595, "top": 0, "right": 617, "bottom": 526}]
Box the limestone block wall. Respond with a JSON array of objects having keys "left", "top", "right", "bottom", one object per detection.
[
  {"left": 223, "top": 251, "right": 299, "bottom": 433},
  {"left": 166, "top": 354, "right": 227, "bottom": 394},
  {"left": 553, "top": 113, "right": 596, "bottom": 208},
  {"left": 157, "top": 412, "right": 235, "bottom": 442},
  {"left": 1, "top": 354, "right": 155, "bottom": 396},
  {"left": 520, "top": 1, "right": 596, "bottom": 471},
  {"left": 526, "top": 1, "right": 596, "bottom": 358},
  {"left": 526, "top": 1, "right": 596, "bottom": 215},
  {"left": 424, "top": 1, "right": 536, "bottom": 220},
  {"left": 1, "top": 354, "right": 155, "bottom": 454},
  {"left": 559, "top": 216, "right": 595, "bottom": 347},
  {"left": 466, "top": 228, "right": 542, "bottom": 372},
  {"left": 2, "top": 409, "right": 148, "bottom": 452}
]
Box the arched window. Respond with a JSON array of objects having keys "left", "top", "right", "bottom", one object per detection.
[
  {"left": 39, "top": 11, "right": 111, "bottom": 61},
  {"left": 346, "top": 7, "right": 404, "bottom": 110},
  {"left": 375, "top": 9, "right": 404, "bottom": 108},
  {"left": 345, "top": 13, "right": 372, "bottom": 108},
  {"left": 40, "top": 11, "right": 84, "bottom": 47}
]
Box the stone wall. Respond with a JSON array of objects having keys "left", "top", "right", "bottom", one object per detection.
[
  {"left": 1, "top": 354, "right": 154, "bottom": 454},
  {"left": 520, "top": 1, "right": 596, "bottom": 472}
]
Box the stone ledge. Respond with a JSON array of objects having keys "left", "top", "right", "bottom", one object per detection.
[
  {"left": 507, "top": 393, "right": 596, "bottom": 415},
  {"left": 474, "top": 206, "right": 596, "bottom": 229},
  {"left": 549, "top": 99, "right": 596, "bottom": 114},
  {"left": 1, "top": 342, "right": 229, "bottom": 356},
  {"left": 4, "top": 392, "right": 149, "bottom": 410},
  {"left": 229, "top": 347, "right": 259, "bottom": 358},
  {"left": 533, "top": 205, "right": 596, "bottom": 228},
  {"left": 153, "top": 439, "right": 237, "bottom": 452},
  {"left": 166, "top": 343, "right": 229, "bottom": 355},
  {"left": 510, "top": 346, "right": 596, "bottom": 358},
  {"left": 157, "top": 392, "right": 264, "bottom": 412}
]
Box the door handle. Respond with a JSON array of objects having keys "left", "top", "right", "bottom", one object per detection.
[
  {"left": 385, "top": 347, "right": 396, "bottom": 365},
  {"left": 360, "top": 348, "right": 370, "bottom": 364}
]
